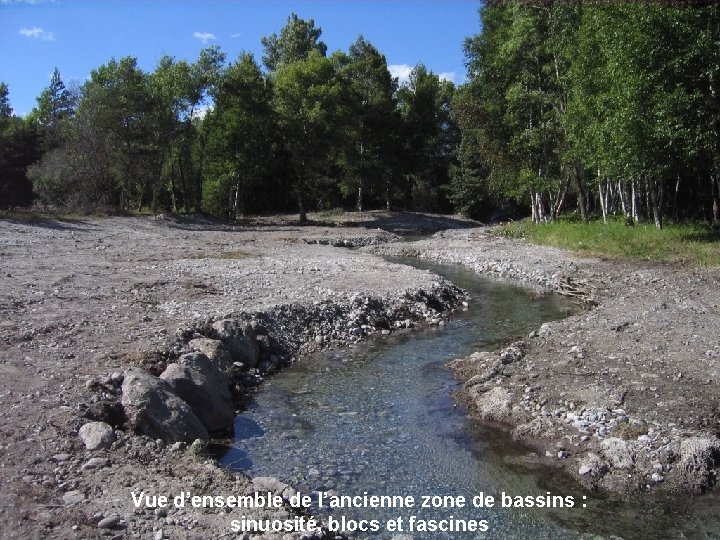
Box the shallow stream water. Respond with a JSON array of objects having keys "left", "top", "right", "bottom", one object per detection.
[{"left": 220, "top": 258, "right": 720, "bottom": 539}]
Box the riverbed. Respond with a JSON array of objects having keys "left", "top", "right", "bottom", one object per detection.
[{"left": 220, "top": 258, "right": 720, "bottom": 539}]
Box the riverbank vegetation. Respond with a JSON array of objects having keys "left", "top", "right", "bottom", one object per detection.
[
  {"left": 2, "top": 3, "right": 720, "bottom": 234},
  {"left": 499, "top": 218, "right": 720, "bottom": 266}
]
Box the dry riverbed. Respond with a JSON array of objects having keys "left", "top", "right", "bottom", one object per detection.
[{"left": 1, "top": 211, "right": 719, "bottom": 539}]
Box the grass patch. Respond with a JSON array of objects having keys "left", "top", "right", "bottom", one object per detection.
[{"left": 497, "top": 217, "right": 720, "bottom": 267}]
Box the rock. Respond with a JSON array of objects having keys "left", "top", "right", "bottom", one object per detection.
[
  {"left": 513, "top": 417, "right": 553, "bottom": 440},
  {"left": 97, "top": 515, "right": 121, "bottom": 529},
  {"left": 252, "top": 476, "right": 288, "bottom": 495},
  {"left": 464, "top": 368, "right": 498, "bottom": 388},
  {"left": 169, "top": 442, "right": 185, "bottom": 452},
  {"left": 469, "top": 387, "right": 517, "bottom": 424},
  {"left": 212, "top": 319, "right": 259, "bottom": 368},
  {"left": 159, "top": 353, "right": 234, "bottom": 433},
  {"left": 62, "top": 490, "right": 85, "bottom": 505},
  {"left": 78, "top": 421, "right": 115, "bottom": 450},
  {"left": 498, "top": 341, "right": 525, "bottom": 365},
  {"left": 600, "top": 438, "right": 635, "bottom": 470},
  {"left": 188, "top": 438, "right": 207, "bottom": 456},
  {"left": 121, "top": 368, "right": 208, "bottom": 443},
  {"left": 675, "top": 437, "right": 720, "bottom": 493},
  {"left": 576, "top": 453, "right": 608, "bottom": 479},
  {"left": 82, "top": 457, "right": 110, "bottom": 470},
  {"left": 187, "top": 338, "right": 233, "bottom": 373}
]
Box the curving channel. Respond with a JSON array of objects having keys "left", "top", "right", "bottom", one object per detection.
[{"left": 220, "top": 257, "right": 720, "bottom": 539}]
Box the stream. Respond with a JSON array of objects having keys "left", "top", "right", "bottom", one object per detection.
[{"left": 219, "top": 257, "right": 720, "bottom": 539}]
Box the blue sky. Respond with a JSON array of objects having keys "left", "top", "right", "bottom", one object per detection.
[{"left": 0, "top": 0, "right": 481, "bottom": 116}]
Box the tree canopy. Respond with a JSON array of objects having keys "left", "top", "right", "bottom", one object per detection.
[{"left": 4, "top": 6, "right": 720, "bottom": 228}]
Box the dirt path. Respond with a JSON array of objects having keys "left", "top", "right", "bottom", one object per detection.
[{"left": 1, "top": 211, "right": 719, "bottom": 538}]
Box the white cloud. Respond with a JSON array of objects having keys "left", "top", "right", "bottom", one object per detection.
[
  {"left": 439, "top": 71, "right": 456, "bottom": 83},
  {"left": 19, "top": 26, "right": 54, "bottom": 40},
  {"left": 231, "top": 33, "right": 242, "bottom": 39},
  {"left": 388, "top": 64, "right": 413, "bottom": 85},
  {"left": 193, "top": 32, "right": 216, "bottom": 44}
]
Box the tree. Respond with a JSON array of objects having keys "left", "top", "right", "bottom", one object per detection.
[
  {"left": 0, "top": 83, "right": 11, "bottom": 119},
  {"left": 273, "top": 51, "right": 342, "bottom": 221},
  {"left": 203, "top": 53, "right": 274, "bottom": 218},
  {"left": 335, "top": 37, "right": 397, "bottom": 211},
  {"left": 150, "top": 47, "right": 226, "bottom": 211},
  {"left": 397, "top": 65, "right": 458, "bottom": 212},
  {"left": 0, "top": 84, "right": 40, "bottom": 208},
  {"left": 28, "top": 68, "right": 75, "bottom": 151},
  {"left": 261, "top": 13, "right": 327, "bottom": 71},
  {"left": 30, "top": 57, "right": 156, "bottom": 210}
]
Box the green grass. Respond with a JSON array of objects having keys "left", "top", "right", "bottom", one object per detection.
[{"left": 497, "top": 217, "right": 720, "bottom": 267}]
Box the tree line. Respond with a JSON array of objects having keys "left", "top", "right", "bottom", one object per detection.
[
  {"left": 0, "top": 14, "right": 456, "bottom": 221},
  {"left": 451, "top": 1, "right": 720, "bottom": 228},
  {"left": 2, "top": 5, "right": 720, "bottom": 228}
]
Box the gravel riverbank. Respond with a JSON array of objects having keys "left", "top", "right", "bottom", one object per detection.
[
  {"left": 1, "top": 211, "right": 719, "bottom": 539},
  {"left": 366, "top": 227, "right": 720, "bottom": 496}
]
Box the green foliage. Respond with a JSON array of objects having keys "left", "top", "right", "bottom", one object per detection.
[
  {"left": 19, "top": 13, "right": 460, "bottom": 218},
  {"left": 273, "top": 51, "right": 343, "bottom": 220},
  {"left": 397, "top": 65, "right": 458, "bottom": 212},
  {"left": 334, "top": 37, "right": 398, "bottom": 211},
  {"left": 0, "top": 82, "right": 11, "bottom": 119},
  {"left": 498, "top": 218, "right": 720, "bottom": 267},
  {"left": 261, "top": 13, "right": 327, "bottom": 71},
  {"left": 203, "top": 53, "right": 274, "bottom": 218},
  {"left": 1, "top": 115, "right": 40, "bottom": 208},
  {"left": 452, "top": 2, "right": 720, "bottom": 228},
  {"left": 28, "top": 68, "right": 75, "bottom": 151}
]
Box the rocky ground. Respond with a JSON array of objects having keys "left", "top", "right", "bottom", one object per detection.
[
  {"left": 0, "top": 212, "right": 464, "bottom": 539},
  {"left": 366, "top": 227, "right": 720, "bottom": 496},
  {"left": 1, "top": 211, "right": 719, "bottom": 539}
]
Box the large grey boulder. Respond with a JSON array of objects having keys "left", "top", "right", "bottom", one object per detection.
[
  {"left": 188, "top": 338, "right": 233, "bottom": 372},
  {"left": 78, "top": 421, "right": 115, "bottom": 450},
  {"left": 212, "top": 319, "right": 259, "bottom": 368},
  {"left": 160, "top": 353, "right": 234, "bottom": 433},
  {"left": 121, "top": 368, "right": 207, "bottom": 443}
]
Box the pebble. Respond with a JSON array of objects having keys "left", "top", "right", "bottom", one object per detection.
[
  {"left": 98, "top": 515, "right": 121, "bottom": 529},
  {"left": 62, "top": 490, "right": 85, "bottom": 505},
  {"left": 82, "top": 457, "right": 110, "bottom": 470}
]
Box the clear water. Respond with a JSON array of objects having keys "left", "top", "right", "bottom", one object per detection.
[{"left": 220, "top": 258, "right": 720, "bottom": 539}]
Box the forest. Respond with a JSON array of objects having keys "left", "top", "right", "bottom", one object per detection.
[{"left": 1, "top": 3, "right": 720, "bottom": 228}]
